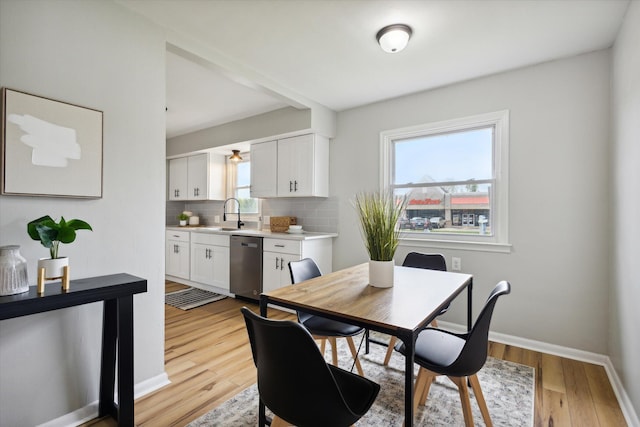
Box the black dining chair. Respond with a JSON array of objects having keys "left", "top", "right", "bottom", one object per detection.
[
  {"left": 288, "top": 258, "right": 366, "bottom": 376},
  {"left": 395, "top": 281, "right": 511, "bottom": 427},
  {"left": 383, "top": 252, "right": 448, "bottom": 365},
  {"left": 240, "top": 307, "right": 380, "bottom": 427}
]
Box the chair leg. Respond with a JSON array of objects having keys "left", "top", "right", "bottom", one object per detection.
[
  {"left": 345, "top": 336, "right": 365, "bottom": 376},
  {"left": 319, "top": 337, "right": 326, "bottom": 356},
  {"left": 328, "top": 337, "right": 338, "bottom": 366},
  {"left": 469, "top": 374, "right": 493, "bottom": 427},
  {"left": 430, "top": 318, "right": 438, "bottom": 327},
  {"left": 418, "top": 370, "right": 435, "bottom": 406},
  {"left": 449, "top": 376, "right": 475, "bottom": 427},
  {"left": 383, "top": 336, "right": 397, "bottom": 366}
]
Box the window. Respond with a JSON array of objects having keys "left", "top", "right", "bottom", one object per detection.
[
  {"left": 381, "top": 110, "right": 510, "bottom": 252},
  {"left": 227, "top": 153, "right": 259, "bottom": 216}
]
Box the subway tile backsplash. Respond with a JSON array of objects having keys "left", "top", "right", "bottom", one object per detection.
[{"left": 166, "top": 197, "right": 339, "bottom": 233}]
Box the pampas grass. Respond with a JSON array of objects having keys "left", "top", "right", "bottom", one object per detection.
[{"left": 354, "top": 191, "right": 408, "bottom": 261}]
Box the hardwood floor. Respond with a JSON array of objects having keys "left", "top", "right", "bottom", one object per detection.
[{"left": 87, "top": 281, "right": 627, "bottom": 426}]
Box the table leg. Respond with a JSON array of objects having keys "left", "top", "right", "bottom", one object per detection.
[
  {"left": 99, "top": 299, "right": 117, "bottom": 419},
  {"left": 118, "top": 295, "right": 135, "bottom": 426},
  {"left": 399, "top": 332, "right": 415, "bottom": 427}
]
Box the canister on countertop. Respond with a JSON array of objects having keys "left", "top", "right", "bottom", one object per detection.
[{"left": 270, "top": 216, "right": 297, "bottom": 232}]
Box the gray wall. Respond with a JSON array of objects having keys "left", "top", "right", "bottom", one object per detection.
[
  {"left": 332, "top": 50, "right": 611, "bottom": 354},
  {"left": 0, "top": 1, "right": 166, "bottom": 425},
  {"left": 166, "top": 107, "right": 312, "bottom": 156},
  {"left": 611, "top": 1, "right": 640, "bottom": 415}
]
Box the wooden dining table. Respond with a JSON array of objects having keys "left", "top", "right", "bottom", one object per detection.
[{"left": 259, "top": 262, "right": 473, "bottom": 426}]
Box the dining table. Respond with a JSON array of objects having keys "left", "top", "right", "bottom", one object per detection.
[{"left": 259, "top": 262, "right": 473, "bottom": 426}]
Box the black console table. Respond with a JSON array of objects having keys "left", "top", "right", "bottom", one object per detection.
[{"left": 0, "top": 273, "right": 147, "bottom": 426}]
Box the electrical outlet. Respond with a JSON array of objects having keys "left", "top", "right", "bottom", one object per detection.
[
  {"left": 214, "top": 215, "right": 220, "bottom": 223},
  {"left": 451, "top": 257, "right": 462, "bottom": 271},
  {"left": 263, "top": 215, "right": 270, "bottom": 225}
]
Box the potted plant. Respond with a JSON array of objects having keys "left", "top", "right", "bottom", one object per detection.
[
  {"left": 354, "top": 191, "right": 408, "bottom": 287},
  {"left": 27, "top": 215, "right": 92, "bottom": 279},
  {"left": 178, "top": 212, "right": 189, "bottom": 226}
]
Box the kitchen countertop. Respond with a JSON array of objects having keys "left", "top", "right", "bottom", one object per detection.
[{"left": 166, "top": 225, "right": 337, "bottom": 241}]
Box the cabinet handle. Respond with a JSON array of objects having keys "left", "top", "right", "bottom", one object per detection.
[
  {"left": 289, "top": 180, "right": 293, "bottom": 192},
  {"left": 275, "top": 244, "right": 285, "bottom": 248},
  {"left": 275, "top": 257, "right": 280, "bottom": 269},
  {"left": 176, "top": 189, "right": 180, "bottom": 197},
  {"left": 294, "top": 180, "right": 298, "bottom": 191},
  {"left": 280, "top": 257, "right": 284, "bottom": 270},
  {"left": 174, "top": 244, "right": 179, "bottom": 253}
]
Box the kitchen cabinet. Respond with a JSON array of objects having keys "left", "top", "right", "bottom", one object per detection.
[
  {"left": 250, "top": 140, "right": 278, "bottom": 198},
  {"left": 168, "top": 153, "right": 225, "bottom": 201},
  {"left": 250, "top": 133, "right": 329, "bottom": 198},
  {"left": 262, "top": 237, "right": 332, "bottom": 294},
  {"left": 165, "top": 230, "right": 190, "bottom": 280},
  {"left": 190, "top": 233, "right": 230, "bottom": 291}
]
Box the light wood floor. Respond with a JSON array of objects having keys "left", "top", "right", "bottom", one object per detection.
[{"left": 86, "top": 281, "right": 627, "bottom": 426}]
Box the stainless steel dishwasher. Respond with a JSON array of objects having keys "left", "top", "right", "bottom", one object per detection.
[{"left": 230, "top": 235, "right": 263, "bottom": 300}]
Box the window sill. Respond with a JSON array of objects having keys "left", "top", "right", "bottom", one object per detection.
[{"left": 399, "top": 235, "right": 512, "bottom": 253}]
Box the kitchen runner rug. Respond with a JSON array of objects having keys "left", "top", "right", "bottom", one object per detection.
[
  {"left": 165, "top": 287, "right": 226, "bottom": 310},
  {"left": 188, "top": 334, "right": 534, "bottom": 426}
]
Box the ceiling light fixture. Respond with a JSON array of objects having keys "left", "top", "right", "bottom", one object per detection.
[
  {"left": 230, "top": 150, "right": 243, "bottom": 162},
  {"left": 376, "top": 24, "right": 412, "bottom": 53}
]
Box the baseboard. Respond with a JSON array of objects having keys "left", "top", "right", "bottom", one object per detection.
[
  {"left": 36, "top": 372, "right": 171, "bottom": 427},
  {"left": 439, "top": 320, "right": 640, "bottom": 427}
]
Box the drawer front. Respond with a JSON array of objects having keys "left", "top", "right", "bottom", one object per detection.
[
  {"left": 191, "top": 232, "right": 229, "bottom": 247},
  {"left": 263, "top": 238, "right": 301, "bottom": 255},
  {"left": 166, "top": 230, "right": 190, "bottom": 242}
]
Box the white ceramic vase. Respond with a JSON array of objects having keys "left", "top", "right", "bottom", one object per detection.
[
  {"left": 368, "top": 259, "right": 395, "bottom": 288},
  {"left": 0, "top": 245, "right": 29, "bottom": 295},
  {"left": 38, "top": 257, "right": 69, "bottom": 279}
]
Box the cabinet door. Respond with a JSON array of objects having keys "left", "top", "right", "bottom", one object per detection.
[
  {"left": 277, "top": 134, "right": 315, "bottom": 197},
  {"left": 168, "top": 157, "right": 188, "bottom": 201},
  {"left": 190, "top": 243, "right": 214, "bottom": 285},
  {"left": 263, "top": 251, "right": 299, "bottom": 293},
  {"left": 187, "top": 153, "right": 208, "bottom": 200},
  {"left": 166, "top": 240, "right": 190, "bottom": 279},
  {"left": 211, "top": 245, "right": 230, "bottom": 291},
  {"left": 250, "top": 140, "right": 278, "bottom": 198}
]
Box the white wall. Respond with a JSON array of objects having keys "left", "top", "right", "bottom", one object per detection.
[
  {"left": 611, "top": 1, "right": 640, "bottom": 415},
  {"left": 0, "top": 1, "right": 166, "bottom": 425},
  {"left": 332, "top": 50, "right": 611, "bottom": 354}
]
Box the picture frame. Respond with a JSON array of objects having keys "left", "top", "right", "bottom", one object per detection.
[{"left": 1, "top": 88, "right": 103, "bottom": 198}]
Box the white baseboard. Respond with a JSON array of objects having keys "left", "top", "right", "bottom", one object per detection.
[
  {"left": 36, "top": 372, "right": 171, "bottom": 427},
  {"left": 438, "top": 320, "right": 640, "bottom": 427}
]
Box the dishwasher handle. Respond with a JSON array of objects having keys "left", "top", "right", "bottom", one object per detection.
[{"left": 241, "top": 242, "right": 259, "bottom": 248}]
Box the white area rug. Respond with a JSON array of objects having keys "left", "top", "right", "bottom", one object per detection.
[
  {"left": 188, "top": 333, "right": 534, "bottom": 426},
  {"left": 165, "top": 287, "right": 226, "bottom": 310}
]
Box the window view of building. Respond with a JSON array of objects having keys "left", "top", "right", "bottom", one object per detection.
[
  {"left": 381, "top": 110, "right": 508, "bottom": 245},
  {"left": 232, "top": 155, "right": 259, "bottom": 214}
]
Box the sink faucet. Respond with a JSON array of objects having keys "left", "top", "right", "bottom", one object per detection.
[{"left": 223, "top": 198, "right": 244, "bottom": 229}]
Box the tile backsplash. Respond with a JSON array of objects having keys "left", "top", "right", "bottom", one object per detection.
[{"left": 166, "top": 197, "right": 339, "bottom": 233}]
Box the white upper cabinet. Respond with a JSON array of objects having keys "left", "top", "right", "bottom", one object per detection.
[
  {"left": 250, "top": 133, "right": 329, "bottom": 198},
  {"left": 250, "top": 140, "right": 278, "bottom": 198},
  {"left": 168, "top": 153, "right": 225, "bottom": 201}
]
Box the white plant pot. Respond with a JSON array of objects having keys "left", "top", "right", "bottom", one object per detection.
[
  {"left": 368, "top": 259, "right": 395, "bottom": 288},
  {"left": 179, "top": 220, "right": 187, "bottom": 226},
  {"left": 38, "top": 257, "right": 69, "bottom": 279}
]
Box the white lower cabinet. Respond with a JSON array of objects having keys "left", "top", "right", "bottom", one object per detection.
[
  {"left": 262, "top": 237, "right": 332, "bottom": 293},
  {"left": 166, "top": 230, "right": 190, "bottom": 280},
  {"left": 190, "top": 233, "right": 230, "bottom": 291}
]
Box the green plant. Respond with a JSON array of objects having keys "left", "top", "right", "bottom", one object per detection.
[
  {"left": 178, "top": 213, "right": 189, "bottom": 221},
  {"left": 354, "top": 191, "right": 408, "bottom": 261},
  {"left": 27, "top": 215, "right": 92, "bottom": 259}
]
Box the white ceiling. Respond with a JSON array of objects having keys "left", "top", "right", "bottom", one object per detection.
[{"left": 119, "top": 0, "right": 629, "bottom": 139}]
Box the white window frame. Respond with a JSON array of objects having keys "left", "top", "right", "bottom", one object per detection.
[
  {"left": 226, "top": 153, "right": 261, "bottom": 220},
  {"left": 380, "top": 110, "right": 511, "bottom": 253}
]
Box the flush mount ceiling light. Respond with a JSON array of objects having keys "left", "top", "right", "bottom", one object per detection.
[
  {"left": 230, "top": 150, "right": 243, "bottom": 162},
  {"left": 376, "top": 24, "right": 412, "bottom": 53}
]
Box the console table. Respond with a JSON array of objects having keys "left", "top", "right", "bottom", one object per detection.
[{"left": 0, "top": 273, "right": 147, "bottom": 426}]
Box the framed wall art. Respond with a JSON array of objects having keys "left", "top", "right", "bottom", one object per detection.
[{"left": 1, "top": 88, "right": 103, "bottom": 198}]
